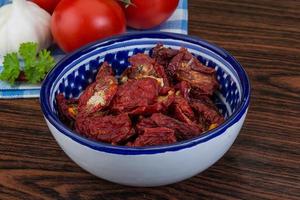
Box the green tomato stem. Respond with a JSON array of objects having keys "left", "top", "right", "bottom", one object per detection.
[{"left": 118, "top": 0, "right": 135, "bottom": 8}]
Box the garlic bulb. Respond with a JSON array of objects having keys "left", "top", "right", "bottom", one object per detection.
[{"left": 0, "top": 0, "right": 52, "bottom": 55}]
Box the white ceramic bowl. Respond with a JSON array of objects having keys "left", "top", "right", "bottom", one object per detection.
[{"left": 40, "top": 32, "right": 250, "bottom": 187}]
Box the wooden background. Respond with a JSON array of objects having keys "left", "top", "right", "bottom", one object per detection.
[{"left": 0, "top": 0, "right": 299, "bottom": 199}]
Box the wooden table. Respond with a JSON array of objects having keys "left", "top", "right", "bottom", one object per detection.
[{"left": 1, "top": 0, "right": 299, "bottom": 199}]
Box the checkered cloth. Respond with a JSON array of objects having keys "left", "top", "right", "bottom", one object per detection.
[{"left": 0, "top": 0, "right": 188, "bottom": 98}]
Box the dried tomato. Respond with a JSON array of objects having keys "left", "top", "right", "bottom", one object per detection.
[
  {"left": 136, "top": 117, "right": 158, "bottom": 134},
  {"left": 168, "top": 48, "right": 219, "bottom": 95},
  {"left": 169, "top": 48, "right": 215, "bottom": 74},
  {"left": 96, "top": 61, "right": 114, "bottom": 80},
  {"left": 148, "top": 113, "right": 203, "bottom": 141},
  {"left": 154, "top": 63, "right": 170, "bottom": 87},
  {"left": 171, "top": 95, "right": 195, "bottom": 124},
  {"left": 176, "top": 70, "right": 218, "bottom": 96},
  {"left": 123, "top": 53, "right": 169, "bottom": 86},
  {"left": 174, "top": 81, "right": 191, "bottom": 100},
  {"left": 127, "top": 53, "right": 156, "bottom": 78},
  {"left": 78, "top": 62, "right": 118, "bottom": 116},
  {"left": 56, "top": 93, "right": 78, "bottom": 121},
  {"left": 145, "top": 87, "right": 175, "bottom": 114},
  {"left": 151, "top": 44, "right": 179, "bottom": 70},
  {"left": 190, "top": 98, "right": 224, "bottom": 129},
  {"left": 111, "top": 77, "right": 160, "bottom": 114},
  {"left": 129, "top": 127, "right": 176, "bottom": 147},
  {"left": 75, "top": 113, "right": 135, "bottom": 144}
]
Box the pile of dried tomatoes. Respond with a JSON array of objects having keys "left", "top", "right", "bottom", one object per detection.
[{"left": 56, "top": 44, "right": 224, "bottom": 147}]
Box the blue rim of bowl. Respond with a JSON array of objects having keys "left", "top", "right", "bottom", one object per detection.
[{"left": 40, "top": 32, "right": 251, "bottom": 155}]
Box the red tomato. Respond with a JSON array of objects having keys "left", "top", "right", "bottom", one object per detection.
[
  {"left": 31, "top": 0, "right": 61, "bottom": 13},
  {"left": 51, "top": 0, "right": 126, "bottom": 53},
  {"left": 122, "top": 0, "right": 179, "bottom": 29}
]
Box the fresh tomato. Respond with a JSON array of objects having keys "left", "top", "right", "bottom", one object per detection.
[
  {"left": 121, "top": 0, "right": 179, "bottom": 29},
  {"left": 51, "top": 0, "right": 126, "bottom": 53},
  {"left": 31, "top": 0, "right": 61, "bottom": 13}
]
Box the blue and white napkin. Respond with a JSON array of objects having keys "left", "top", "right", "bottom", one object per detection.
[{"left": 0, "top": 0, "right": 188, "bottom": 98}]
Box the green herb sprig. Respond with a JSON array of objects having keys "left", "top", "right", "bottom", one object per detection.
[{"left": 0, "top": 42, "right": 55, "bottom": 84}]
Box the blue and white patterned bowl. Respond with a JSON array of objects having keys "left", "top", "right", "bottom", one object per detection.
[{"left": 40, "top": 32, "right": 250, "bottom": 187}]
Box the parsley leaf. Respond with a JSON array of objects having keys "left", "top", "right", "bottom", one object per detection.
[
  {"left": 20, "top": 42, "right": 39, "bottom": 83},
  {"left": 38, "top": 49, "right": 55, "bottom": 75},
  {"left": 19, "top": 42, "right": 37, "bottom": 64},
  {"left": 0, "top": 53, "right": 20, "bottom": 84},
  {"left": 0, "top": 42, "right": 55, "bottom": 85}
]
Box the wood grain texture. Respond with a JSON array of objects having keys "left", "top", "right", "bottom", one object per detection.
[{"left": 1, "top": 0, "right": 300, "bottom": 199}]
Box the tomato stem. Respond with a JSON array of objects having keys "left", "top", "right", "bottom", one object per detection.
[
  {"left": 118, "top": 0, "right": 135, "bottom": 8},
  {"left": 16, "top": 71, "right": 28, "bottom": 82}
]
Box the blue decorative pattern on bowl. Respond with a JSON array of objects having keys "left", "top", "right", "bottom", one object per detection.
[{"left": 40, "top": 32, "right": 250, "bottom": 155}]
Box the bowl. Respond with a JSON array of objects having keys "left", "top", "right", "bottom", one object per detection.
[{"left": 40, "top": 32, "right": 250, "bottom": 187}]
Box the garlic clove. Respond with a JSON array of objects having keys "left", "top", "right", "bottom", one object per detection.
[{"left": 0, "top": 0, "right": 52, "bottom": 55}]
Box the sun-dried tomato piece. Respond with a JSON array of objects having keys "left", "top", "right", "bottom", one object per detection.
[
  {"left": 137, "top": 111, "right": 202, "bottom": 141},
  {"left": 129, "top": 127, "right": 176, "bottom": 147},
  {"left": 78, "top": 63, "right": 118, "bottom": 116},
  {"left": 176, "top": 69, "right": 218, "bottom": 96},
  {"left": 127, "top": 53, "right": 156, "bottom": 78},
  {"left": 136, "top": 117, "right": 158, "bottom": 134},
  {"left": 112, "top": 77, "right": 175, "bottom": 116},
  {"left": 172, "top": 95, "right": 195, "bottom": 124},
  {"left": 150, "top": 113, "right": 203, "bottom": 141},
  {"left": 158, "top": 88, "right": 175, "bottom": 106},
  {"left": 75, "top": 113, "right": 135, "bottom": 145},
  {"left": 56, "top": 93, "right": 78, "bottom": 121},
  {"left": 189, "top": 88, "right": 212, "bottom": 100},
  {"left": 150, "top": 88, "right": 175, "bottom": 110},
  {"left": 158, "top": 86, "right": 172, "bottom": 95},
  {"left": 111, "top": 78, "right": 160, "bottom": 114},
  {"left": 140, "top": 87, "right": 176, "bottom": 115},
  {"left": 153, "top": 63, "right": 170, "bottom": 86},
  {"left": 169, "top": 48, "right": 215, "bottom": 74},
  {"left": 96, "top": 61, "right": 114, "bottom": 80},
  {"left": 168, "top": 48, "right": 218, "bottom": 95},
  {"left": 190, "top": 98, "right": 224, "bottom": 129},
  {"left": 75, "top": 111, "right": 109, "bottom": 133},
  {"left": 151, "top": 44, "right": 179, "bottom": 67},
  {"left": 174, "top": 81, "right": 191, "bottom": 100},
  {"left": 121, "top": 53, "right": 170, "bottom": 86}
]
